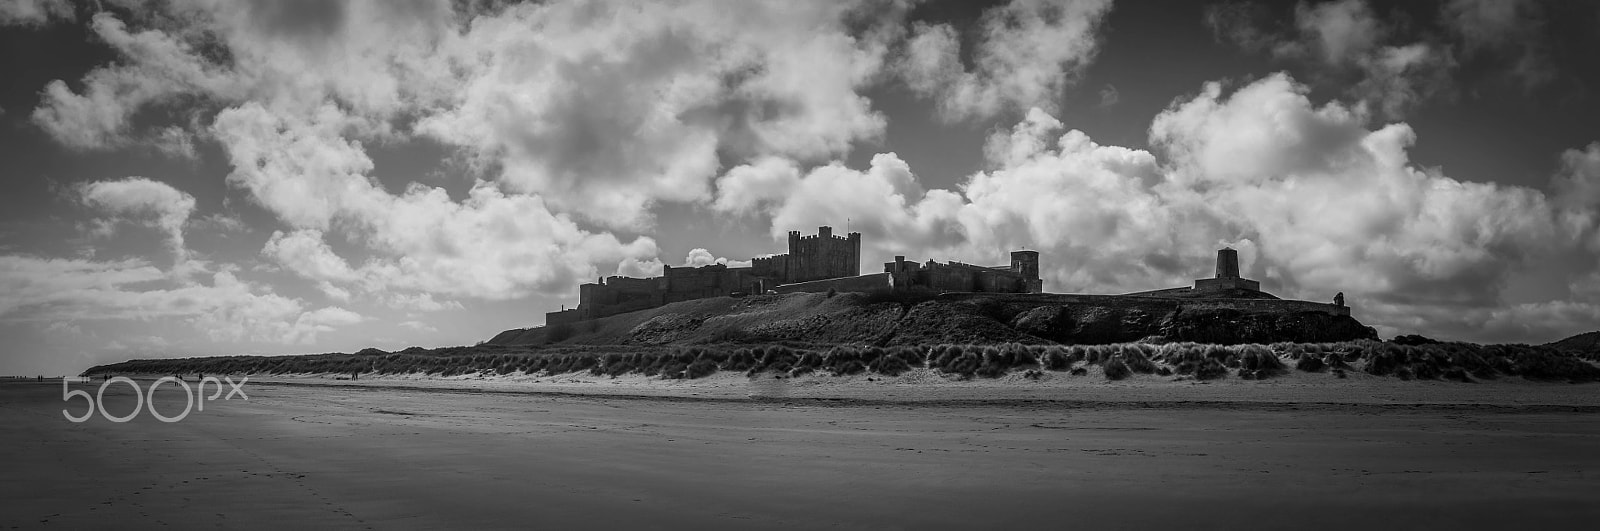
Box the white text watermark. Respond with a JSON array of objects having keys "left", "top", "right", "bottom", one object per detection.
[{"left": 62, "top": 376, "right": 248, "bottom": 423}]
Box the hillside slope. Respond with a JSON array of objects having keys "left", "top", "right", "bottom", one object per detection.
[
  {"left": 1548, "top": 331, "right": 1600, "bottom": 354},
  {"left": 489, "top": 291, "right": 1377, "bottom": 348}
]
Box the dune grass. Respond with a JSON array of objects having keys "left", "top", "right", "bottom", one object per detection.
[{"left": 84, "top": 339, "right": 1600, "bottom": 384}]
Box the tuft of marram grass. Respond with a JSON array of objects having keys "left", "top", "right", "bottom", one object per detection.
[{"left": 1103, "top": 358, "right": 1131, "bottom": 380}]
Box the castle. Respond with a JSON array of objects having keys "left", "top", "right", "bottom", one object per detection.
[
  {"left": 545, "top": 231, "right": 1348, "bottom": 326},
  {"left": 545, "top": 227, "right": 1043, "bottom": 324}
]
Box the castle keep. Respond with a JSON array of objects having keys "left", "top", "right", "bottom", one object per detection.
[
  {"left": 545, "top": 227, "right": 1043, "bottom": 324},
  {"left": 753, "top": 227, "right": 862, "bottom": 284}
]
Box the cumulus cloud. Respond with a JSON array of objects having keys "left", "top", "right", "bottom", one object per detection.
[
  {"left": 0, "top": 256, "right": 363, "bottom": 345},
  {"left": 32, "top": 2, "right": 459, "bottom": 151},
  {"left": 1552, "top": 143, "right": 1600, "bottom": 208},
  {"left": 32, "top": 12, "right": 236, "bottom": 150},
  {"left": 1152, "top": 73, "right": 1564, "bottom": 306},
  {"left": 5, "top": 174, "right": 367, "bottom": 346},
  {"left": 711, "top": 157, "right": 802, "bottom": 216},
  {"left": 681, "top": 248, "right": 753, "bottom": 269},
  {"left": 20, "top": 1, "right": 1599, "bottom": 350},
  {"left": 718, "top": 110, "right": 1183, "bottom": 291},
  {"left": 1551, "top": 143, "right": 1600, "bottom": 251},
  {"left": 228, "top": 104, "right": 662, "bottom": 300},
  {"left": 77, "top": 177, "right": 196, "bottom": 258},
  {"left": 0, "top": 0, "right": 72, "bottom": 27},
  {"left": 1205, "top": 0, "right": 1454, "bottom": 118},
  {"left": 1287, "top": 0, "right": 1384, "bottom": 65},
  {"left": 902, "top": 0, "right": 1112, "bottom": 121},
  {"left": 418, "top": 1, "right": 902, "bottom": 229},
  {"left": 721, "top": 72, "right": 1598, "bottom": 342},
  {"left": 34, "top": 0, "right": 915, "bottom": 308}
]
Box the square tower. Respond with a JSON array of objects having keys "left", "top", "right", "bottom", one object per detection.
[
  {"left": 1195, "top": 247, "right": 1259, "bottom": 292},
  {"left": 1010, "top": 250, "right": 1042, "bottom": 293},
  {"left": 1215, "top": 248, "right": 1241, "bottom": 278}
]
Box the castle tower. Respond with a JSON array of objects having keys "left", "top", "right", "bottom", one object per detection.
[
  {"left": 845, "top": 230, "right": 861, "bottom": 277},
  {"left": 775, "top": 226, "right": 862, "bottom": 283},
  {"left": 1195, "top": 247, "right": 1258, "bottom": 293},
  {"left": 1215, "top": 248, "right": 1241, "bottom": 279},
  {"left": 1010, "top": 250, "right": 1042, "bottom": 293}
]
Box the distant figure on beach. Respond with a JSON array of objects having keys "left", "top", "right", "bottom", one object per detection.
[
  {"left": 352, "top": 370, "right": 359, "bottom": 380},
  {"left": 1334, "top": 292, "right": 1345, "bottom": 307}
]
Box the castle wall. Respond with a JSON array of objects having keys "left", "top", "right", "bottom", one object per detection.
[
  {"left": 920, "top": 261, "right": 1032, "bottom": 293},
  {"left": 881, "top": 254, "right": 1041, "bottom": 294},
  {"left": 1182, "top": 298, "right": 1350, "bottom": 316},
  {"left": 542, "top": 228, "right": 1042, "bottom": 326},
  {"left": 751, "top": 255, "right": 786, "bottom": 282},
  {"left": 772, "top": 272, "right": 892, "bottom": 294},
  {"left": 545, "top": 308, "right": 583, "bottom": 325},
  {"left": 545, "top": 227, "right": 863, "bottom": 325},
  {"left": 938, "top": 292, "right": 1350, "bottom": 317},
  {"left": 663, "top": 264, "right": 760, "bottom": 294}
]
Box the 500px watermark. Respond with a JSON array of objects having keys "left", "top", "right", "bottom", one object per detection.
[{"left": 62, "top": 376, "right": 248, "bottom": 423}]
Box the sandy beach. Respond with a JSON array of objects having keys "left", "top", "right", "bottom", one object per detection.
[
  {"left": 249, "top": 367, "right": 1600, "bottom": 407},
  {"left": 5, "top": 374, "right": 1599, "bottom": 529}
]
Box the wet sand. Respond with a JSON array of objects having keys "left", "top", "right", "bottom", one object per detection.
[{"left": 3, "top": 378, "right": 1598, "bottom": 529}]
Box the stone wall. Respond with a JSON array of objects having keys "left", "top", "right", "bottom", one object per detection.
[
  {"left": 884, "top": 255, "right": 1041, "bottom": 294},
  {"left": 940, "top": 292, "right": 1350, "bottom": 317},
  {"left": 1182, "top": 298, "right": 1350, "bottom": 316},
  {"left": 544, "top": 226, "right": 862, "bottom": 324},
  {"left": 772, "top": 272, "right": 892, "bottom": 294},
  {"left": 1194, "top": 277, "right": 1261, "bottom": 292}
]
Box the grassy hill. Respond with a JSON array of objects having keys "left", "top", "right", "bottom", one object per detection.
[
  {"left": 82, "top": 292, "right": 1600, "bottom": 384},
  {"left": 488, "top": 291, "right": 1375, "bottom": 348},
  {"left": 1548, "top": 331, "right": 1600, "bottom": 354}
]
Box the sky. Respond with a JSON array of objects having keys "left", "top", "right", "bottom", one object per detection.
[{"left": 2, "top": 0, "right": 1599, "bottom": 376}]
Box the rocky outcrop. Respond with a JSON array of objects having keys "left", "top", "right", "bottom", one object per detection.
[{"left": 1156, "top": 308, "right": 1377, "bottom": 344}]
